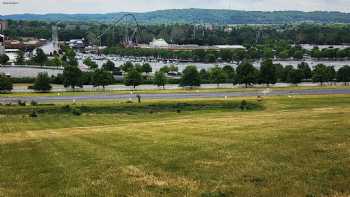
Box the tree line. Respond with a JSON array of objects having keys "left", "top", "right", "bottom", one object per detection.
[
  {"left": 4, "top": 21, "right": 350, "bottom": 46},
  {"left": 2, "top": 60, "right": 350, "bottom": 93}
]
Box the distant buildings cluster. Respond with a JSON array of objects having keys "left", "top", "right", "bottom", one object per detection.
[{"left": 138, "top": 38, "right": 245, "bottom": 51}]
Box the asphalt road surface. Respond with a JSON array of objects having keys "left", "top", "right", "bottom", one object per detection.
[{"left": 1, "top": 88, "right": 350, "bottom": 103}]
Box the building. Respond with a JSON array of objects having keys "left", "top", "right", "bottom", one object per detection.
[
  {"left": 69, "top": 39, "right": 85, "bottom": 49},
  {"left": 138, "top": 38, "right": 246, "bottom": 51},
  {"left": 0, "top": 21, "right": 8, "bottom": 32},
  {"left": 149, "top": 38, "right": 169, "bottom": 48},
  {"left": 5, "top": 49, "right": 19, "bottom": 63}
]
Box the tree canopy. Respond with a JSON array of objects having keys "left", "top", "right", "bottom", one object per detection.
[
  {"left": 180, "top": 65, "right": 201, "bottom": 88},
  {"left": 32, "top": 72, "right": 52, "bottom": 92}
]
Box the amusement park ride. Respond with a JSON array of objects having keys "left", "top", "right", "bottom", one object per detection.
[{"left": 97, "top": 14, "right": 140, "bottom": 48}]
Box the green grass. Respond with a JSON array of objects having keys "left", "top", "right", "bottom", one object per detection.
[
  {"left": 0, "top": 95, "right": 350, "bottom": 196},
  {"left": 1, "top": 84, "right": 350, "bottom": 98}
]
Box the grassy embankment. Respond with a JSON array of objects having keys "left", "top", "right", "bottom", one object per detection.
[
  {"left": 0, "top": 95, "right": 350, "bottom": 196},
  {"left": 1, "top": 84, "right": 350, "bottom": 98}
]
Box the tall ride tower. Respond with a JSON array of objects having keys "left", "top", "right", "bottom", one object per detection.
[{"left": 52, "top": 25, "right": 59, "bottom": 52}]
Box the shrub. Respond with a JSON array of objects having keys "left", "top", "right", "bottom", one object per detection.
[
  {"left": 0, "top": 74, "right": 13, "bottom": 92},
  {"left": 29, "top": 111, "right": 38, "bottom": 118},
  {"left": 72, "top": 108, "right": 82, "bottom": 116},
  {"left": 17, "top": 100, "right": 26, "bottom": 106},
  {"left": 61, "top": 105, "right": 71, "bottom": 112},
  {"left": 240, "top": 100, "right": 248, "bottom": 111},
  {"left": 30, "top": 100, "right": 38, "bottom": 106}
]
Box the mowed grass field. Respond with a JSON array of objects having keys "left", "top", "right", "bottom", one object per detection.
[
  {"left": 0, "top": 95, "right": 350, "bottom": 196},
  {"left": 2, "top": 84, "right": 350, "bottom": 98}
]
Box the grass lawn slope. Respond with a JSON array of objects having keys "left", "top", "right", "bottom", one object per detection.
[{"left": 0, "top": 95, "right": 349, "bottom": 196}]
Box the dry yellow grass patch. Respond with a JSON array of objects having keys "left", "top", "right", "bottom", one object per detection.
[{"left": 122, "top": 165, "right": 200, "bottom": 191}]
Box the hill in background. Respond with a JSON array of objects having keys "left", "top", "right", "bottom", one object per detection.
[{"left": 1, "top": 9, "right": 350, "bottom": 24}]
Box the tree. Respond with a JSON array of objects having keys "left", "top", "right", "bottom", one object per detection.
[
  {"left": 142, "top": 63, "right": 152, "bottom": 74},
  {"left": 260, "top": 59, "right": 277, "bottom": 86},
  {"left": 236, "top": 61, "right": 258, "bottom": 88},
  {"left": 169, "top": 65, "right": 179, "bottom": 72},
  {"left": 120, "top": 61, "right": 134, "bottom": 72},
  {"left": 51, "top": 56, "right": 62, "bottom": 69},
  {"left": 0, "top": 74, "right": 13, "bottom": 92},
  {"left": 222, "top": 65, "right": 235, "bottom": 82},
  {"left": 15, "top": 50, "right": 25, "bottom": 65},
  {"left": 287, "top": 68, "right": 303, "bottom": 85},
  {"left": 32, "top": 72, "right": 52, "bottom": 92},
  {"left": 102, "top": 60, "right": 115, "bottom": 71},
  {"left": 326, "top": 66, "right": 336, "bottom": 85},
  {"left": 63, "top": 65, "right": 83, "bottom": 89},
  {"left": 83, "top": 58, "right": 98, "bottom": 70},
  {"left": 199, "top": 69, "right": 209, "bottom": 82},
  {"left": 134, "top": 64, "right": 143, "bottom": 73},
  {"left": 180, "top": 65, "right": 201, "bottom": 88},
  {"left": 281, "top": 65, "right": 294, "bottom": 82},
  {"left": 312, "top": 64, "right": 329, "bottom": 86},
  {"left": 92, "top": 69, "right": 114, "bottom": 88},
  {"left": 297, "top": 62, "right": 312, "bottom": 80},
  {"left": 209, "top": 65, "right": 227, "bottom": 87},
  {"left": 124, "top": 69, "right": 142, "bottom": 89},
  {"left": 33, "top": 48, "right": 48, "bottom": 66},
  {"left": 159, "top": 66, "right": 170, "bottom": 73},
  {"left": 206, "top": 53, "right": 217, "bottom": 63},
  {"left": 293, "top": 50, "right": 304, "bottom": 60},
  {"left": 153, "top": 71, "right": 167, "bottom": 89},
  {"left": 336, "top": 65, "right": 350, "bottom": 85},
  {"left": 0, "top": 54, "right": 10, "bottom": 65},
  {"left": 274, "top": 63, "right": 284, "bottom": 82}
]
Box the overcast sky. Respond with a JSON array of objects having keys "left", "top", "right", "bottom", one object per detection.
[{"left": 1, "top": 0, "right": 350, "bottom": 15}]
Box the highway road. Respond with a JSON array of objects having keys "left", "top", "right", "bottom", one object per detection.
[{"left": 0, "top": 89, "right": 350, "bottom": 103}]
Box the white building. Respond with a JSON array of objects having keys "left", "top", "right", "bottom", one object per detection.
[
  {"left": 149, "top": 38, "right": 169, "bottom": 48},
  {"left": 5, "top": 49, "right": 19, "bottom": 63}
]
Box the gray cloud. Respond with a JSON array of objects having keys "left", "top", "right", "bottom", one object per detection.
[{"left": 0, "top": 0, "right": 349, "bottom": 14}]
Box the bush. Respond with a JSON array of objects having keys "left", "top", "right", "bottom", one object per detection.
[
  {"left": 30, "top": 100, "right": 38, "bottom": 106},
  {"left": 29, "top": 111, "right": 38, "bottom": 118},
  {"left": 0, "top": 75, "right": 13, "bottom": 92},
  {"left": 61, "top": 105, "right": 71, "bottom": 112},
  {"left": 240, "top": 100, "right": 248, "bottom": 111},
  {"left": 17, "top": 100, "right": 26, "bottom": 106},
  {"left": 72, "top": 108, "right": 82, "bottom": 116},
  {"left": 32, "top": 72, "right": 52, "bottom": 92}
]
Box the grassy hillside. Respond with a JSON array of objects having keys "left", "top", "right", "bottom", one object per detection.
[{"left": 0, "top": 95, "right": 350, "bottom": 196}]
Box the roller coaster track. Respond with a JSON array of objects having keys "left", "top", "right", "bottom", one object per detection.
[{"left": 97, "top": 14, "right": 140, "bottom": 47}]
